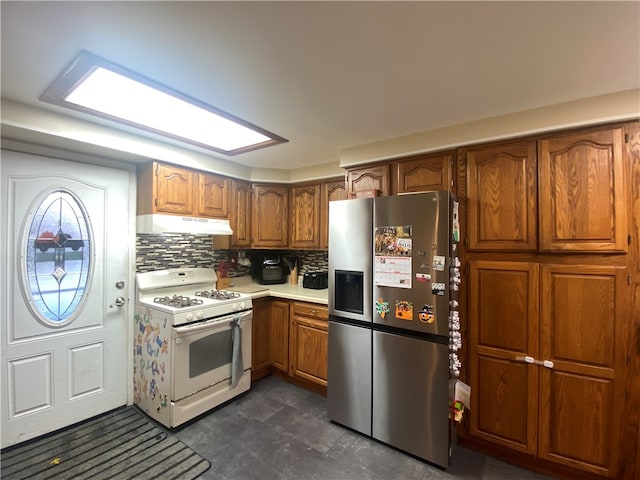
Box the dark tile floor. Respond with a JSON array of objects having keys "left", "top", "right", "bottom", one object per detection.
[{"left": 170, "top": 376, "right": 556, "bottom": 480}]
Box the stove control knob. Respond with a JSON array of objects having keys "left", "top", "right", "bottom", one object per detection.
[
  {"left": 196, "top": 311, "right": 204, "bottom": 319},
  {"left": 232, "top": 303, "right": 239, "bottom": 311},
  {"left": 186, "top": 313, "right": 193, "bottom": 322},
  {"left": 238, "top": 301, "right": 246, "bottom": 310}
]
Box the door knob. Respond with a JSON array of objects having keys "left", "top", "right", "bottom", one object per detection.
[{"left": 110, "top": 296, "right": 126, "bottom": 308}]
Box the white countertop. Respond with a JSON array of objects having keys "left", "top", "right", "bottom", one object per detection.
[{"left": 228, "top": 276, "right": 328, "bottom": 305}]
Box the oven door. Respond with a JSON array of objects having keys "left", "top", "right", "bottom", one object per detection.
[{"left": 171, "top": 309, "right": 252, "bottom": 402}]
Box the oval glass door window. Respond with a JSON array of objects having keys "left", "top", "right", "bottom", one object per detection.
[{"left": 23, "top": 189, "right": 93, "bottom": 326}]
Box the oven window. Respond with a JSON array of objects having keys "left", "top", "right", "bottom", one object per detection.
[{"left": 189, "top": 329, "right": 232, "bottom": 378}]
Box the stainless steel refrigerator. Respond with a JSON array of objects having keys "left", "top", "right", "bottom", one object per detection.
[{"left": 327, "top": 191, "right": 461, "bottom": 468}]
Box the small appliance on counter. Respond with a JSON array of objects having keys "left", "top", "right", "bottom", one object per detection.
[
  {"left": 303, "top": 271, "right": 328, "bottom": 289},
  {"left": 254, "top": 254, "right": 286, "bottom": 285}
]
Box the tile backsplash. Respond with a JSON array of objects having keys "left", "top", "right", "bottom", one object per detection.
[{"left": 136, "top": 234, "right": 327, "bottom": 277}]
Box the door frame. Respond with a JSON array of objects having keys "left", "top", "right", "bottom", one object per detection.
[{"left": 1, "top": 139, "right": 137, "bottom": 411}]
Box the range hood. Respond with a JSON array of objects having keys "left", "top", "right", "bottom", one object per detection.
[{"left": 137, "top": 214, "right": 233, "bottom": 235}]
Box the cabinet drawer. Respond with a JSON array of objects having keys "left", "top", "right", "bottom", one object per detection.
[{"left": 293, "top": 302, "right": 328, "bottom": 320}]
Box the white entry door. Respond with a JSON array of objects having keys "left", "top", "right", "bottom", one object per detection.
[{"left": 1, "top": 150, "right": 132, "bottom": 448}]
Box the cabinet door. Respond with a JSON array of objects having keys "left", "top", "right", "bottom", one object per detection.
[
  {"left": 539, "top": 265, "right": 626, "bottom": 477},
  {"left": 346, "top": 164, "right": 390, "bottom": 197},
  {"left": 197, "top": 173, "right": 229, "bottom": 218},
  {"left": 395, "top": 152, "right": 453, "bottom": 193},
  {"left": 290, "top": 183, "right": 321, "bottom": 249},
  {"left": 289, "top": 312, "right": 328, "bottom": 387},
  {"left": 539, "top": 127, "right": 627, "bottom": 252},
  {"left": 469, "top": 260, "right": 539, "bottom": 455},
  {"left": 269, "top": 300, "right": 290, "bottom": 374},
  {"left": 252, "top": 184, "right": 288, "bottom": 248},
  {"left": 230, "top": 180, "right": 251, "bottom": 248},
  {"left": 251, "top": 298, "right": 270, "bottom": 381},
  {"left": 466, "top": 141, "right": 537, "bottom": 251},
  {"left": 320, "top": 179, "right": 347, "bottom": 249},
  {"left": 155, "top": 162, "right": 195, "bottom": 215}
]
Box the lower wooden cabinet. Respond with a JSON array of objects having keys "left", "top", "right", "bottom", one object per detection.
[
  {"left": 250, "top": 298, "right": 328, "bottom": 394},
  {"left": 269, "top": 299, "right": 290, "bottom": 374},
  {"left": 469, "top": 260, "right": 627, "bottom": 478},
  {"left": 289, "top": 302, "right": 328, "bottom": 387}
]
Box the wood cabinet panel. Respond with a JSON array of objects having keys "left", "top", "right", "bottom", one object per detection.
[
  {"left": 230, "top": 180, "right": 251, "bottom": 248},
  {"left": 320, "top": 178, "right": 347, "bottom": 249},
  {"left": 154, "top": 162, "right": 195, "bottom": 215},
  {"left": 346, "top": 164, "right": 390, "bottom": 197},
  {"left": 538, "top": 264, "right": 626, "bottom": 476},
  {"left": 197, "top": 172, "right": 229, "bottom": 218},
  {"left": 290, "top": 183, "right": 321, "bottom": 249},
  {"left": 395, "top": 152, "right": 453, "bottom": 193},
  {"left": 539, "top": 127, "right": 627, "bottom": 252},
  {"left": 289, "top": 315, "right": 328, "bottom": 386},
  {"left": 469, "top": 260, "right": 539, "bottom": 455},
  {"left": 269, "top": 299, "right": 290, "bottom": 373},
  {"left": 466, "top": 141, "right": 537, "bottom": 251},
  {"left": 252, "top": 184, "right": 288, "bottom": 248}
]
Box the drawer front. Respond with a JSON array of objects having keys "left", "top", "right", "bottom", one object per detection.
[{"left": 294, "top": 302, "right": 328, "bottom": 320}]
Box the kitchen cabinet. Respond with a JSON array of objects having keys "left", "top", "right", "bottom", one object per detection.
[
  {"left": 320, "top": 178, "right": 348, "bottom": 250},
  {"left": 268, "top": 299, "right": 290, "bottom": 374},
  {"left": 469, "top": 260, "right": 627, "bottom": 478},
  {"left": 394, "top": 151, "right": 454, "bottom": 193},
  {"left": 137, "top": 161, "right": 233, "bottom": 220},
  {"left": 137, "top": 161, "right": 196, "bottom": 216},
  {"left": 230, "top": 179, "right": 252, "bottom": 248},
  {"left": 251, "top": 298, "right": 270, "bottom": 382},
  {"left": 252, "top": 184, "right": 289, "bottom": 248},
  {"left": 538, "top": 126, "right": 627, "bottom": 252},
  {"left": 464, "top": 140, "right": 538, "bottom": 251},
  {"left": 289, "top": 302, "right": 328, "bottom": 388},
  {"left": 346, "top": 164, "right": 390, "bottom": 197},
  {"left": 290, "top": 183, "right": 321, "bottom": 249},
  {"left": 197, "top": 172, "right": 229, "bottom": 218}
]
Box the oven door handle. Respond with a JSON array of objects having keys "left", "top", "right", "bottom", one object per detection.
[{"left": 173, "top": 310, "right": 251, "bottom": 336}]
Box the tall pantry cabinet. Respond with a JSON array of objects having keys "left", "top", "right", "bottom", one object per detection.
[{"left": 459, "top": 122, "right": 636, "bottom": 479}]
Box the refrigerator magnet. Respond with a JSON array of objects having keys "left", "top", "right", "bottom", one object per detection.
[
  {"left": 418, "top": 305, "right": 435, "bottom": 324},
  {"left": 395, "top": 300, "right": 413, "bottom": 320},
  {"left": 432, "top": 282, "right": 446, "bottom": 296},
  {"left": 433, "top": 255, "right": 446, "bottom": 271},
  {"left": 375, "top": 297, "right": 390, "bottom": 318},
  {"left": 415, "top": 272, "right": 431, "bottom": 282}
]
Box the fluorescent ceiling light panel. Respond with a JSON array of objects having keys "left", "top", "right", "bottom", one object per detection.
[{"left": 40, "top": 51, "right": 287, "bottom": 155}]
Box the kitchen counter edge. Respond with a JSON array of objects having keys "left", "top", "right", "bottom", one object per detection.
[{"left": 231, "top": 277, "right": 328, "bottom": 305}]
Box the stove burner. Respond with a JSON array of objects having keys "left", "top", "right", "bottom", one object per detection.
[
  {"left": 153, "top": 295, "right": 204, "bottom": 308},
  {"left": 195, "top": 290, "right": 241, "bottom": 301}
]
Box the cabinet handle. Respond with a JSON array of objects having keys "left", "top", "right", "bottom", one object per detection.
[
  {"left": 516, "top": 355, "right": 535, "bottom": 364},
  {"left": 542, "top": 360, "right": 554, "bottom": 369},
  {"left": 515, "top": 355, "right": 554, "bottom": 369}
]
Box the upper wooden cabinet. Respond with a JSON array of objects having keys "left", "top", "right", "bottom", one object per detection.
[
  {"left": 137, "top": 161, "right": 231, "bottom": 220},
  {"left": 346, "top": 164, "right": 390, "bottom": 197},
  {"left": 138, "top": 161, "right": 196, "bottom": 216},
  {"left": 230, "top": 179, "right": 251, "bottom": 248},
  {"left": 197, "top": 172, "right": 229, "bottom": 218},
  {"left": 465, "top": 140, "right": 538, "bottom": 251},
  {"left": 394, "top": 151, "right": 454, "bottom": 193},
  {"left": 290, "top": 183, "right": 321, "bottom": 249},
  {"left": 538, "top": 126, "right": 627, "bottom": 253},
  {"left": 320, "top": 178, "right": 347, "bottom": 250},
  {"left": 252, "top": 184, "right": 289, "bottom": 248}
]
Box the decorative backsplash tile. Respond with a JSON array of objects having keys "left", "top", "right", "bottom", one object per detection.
[{"left": 136, "top": 234, "right": 328, "bottom": 276}]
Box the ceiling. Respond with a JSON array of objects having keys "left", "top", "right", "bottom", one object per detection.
[{"left": 2, "top": 1, "right": 639, "bottom": 172}]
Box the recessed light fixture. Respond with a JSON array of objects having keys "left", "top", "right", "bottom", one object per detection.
[{"left": 40, "top": 50, "right": 287, "bottom": 155}]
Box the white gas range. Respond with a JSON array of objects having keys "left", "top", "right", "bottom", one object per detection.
[{"left": 134, "top": 267, "right": 252, "bottom": 428}]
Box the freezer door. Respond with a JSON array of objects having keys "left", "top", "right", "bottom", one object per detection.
[
  {"left": 327, "top": 321, "right": 372, "bottom": 436},
  {"left": 372, "top": 330, "right": 450, "bottom": 468},
  {"left": 373, "top": 192, "right": 452, "bottom": 335}
]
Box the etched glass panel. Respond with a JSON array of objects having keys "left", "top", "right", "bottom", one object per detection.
[{"left": 25, "top": 190, "right": 91, "bottom": 326}]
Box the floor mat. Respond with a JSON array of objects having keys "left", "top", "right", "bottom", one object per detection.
[{"left": 0, "top": 406, "right": 211, "bottom": 480}]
